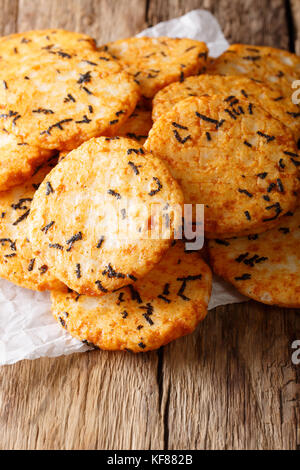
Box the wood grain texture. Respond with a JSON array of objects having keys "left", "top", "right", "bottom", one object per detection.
[
  {"left": 0, "top": 0, "right": 299, "bottom": 451},
  {"left": 17, "top": 0, "right": 147, "bottom": 44},
  {"left": 163, "top": 302, "right": 299, "bottom": 450},
  {"left": 0, "top": 350, "right": 162, "bottom": 450},
  {"left": 147, "top": 0, "right": 290, "bottom": 47},
  {"left": 291, "top": 0, "right": 300, "bottom": 54},
  {"left": 0, "top": 0, "right": 18, "bottom": 35}
]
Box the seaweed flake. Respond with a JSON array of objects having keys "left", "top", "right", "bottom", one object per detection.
[
  {"left": 283, "top": 150, "right": 298, "bottom": 158},
  {"left": 172, "top": 122, "right": 188, "bottom": 130},
  {"left": 77, "top": 71, "right": 92, "bottom": 84},
  {"left": 64, "top": 94, "right": 76, "bottom": 103},
  {"left": 291, "top": 158, "right": 300, "bottom": 167},
  {"left": 215, "top": 239, "right": 230, "bottom": 246},
  {"left": 76, "top": 115, "right": 91, "bottom": 124},
  {"left": 75, "top": 263, "right": 81, "bottom": 279},
  {"left": 82, "top": 86, "right": 93, "bottom": 95},
  {"left": 163, "top": 283, "right": 170, "bottom": 296},
  {"left": 41, "top": 221, "right": 55, "bottom": 233},
  {"left": 195, "top": 112, "right": 220, "bottom": 126},
  {"left": 49, "top": 243, "right": 63, "bottom": 250},
  {"left": 107, "top": 189, "right": 121, "bottom": 199},
  {"left": 257, "top": 172, "right": 268, "bottom": 179},
  {"left": 41, "top": 118, "right": 73, "bottom": 136},
  {"left": 267, "top": 182, "right": 276, "bottom": 193},
  {"left": 32, "top": 108, "right": 54, "bottom": 115},
  {"left": 263, "top": 202, "right": 282, "bottom": 221},
  {"left": 127, "top": 148, "right": 144, "bottom": 155},
  {"left": 235, "top": 252, "right": 249, "bottom": 263},
  {"left": 59, "top": 317, "right": 67, "bottom": 329},
  {"left": 82, "top": 60, "right": 97, "bottom": 66},
  {"left": 243, "top": 140, "right": 252, "bottom": 147},
  {"left": 128, "top": 161, "right": 141, "bottom": 175},
  {"left": 66, "top": 232, "right": 82, "bottom": 252},
  {"left": 28, "top": 258, "right": 35, "bottom": 271},
  {"left": 238, "top": 189, "right": 253, "bottom": 198},
  {"left": 235, "top": 273, "right": 251, "bottom": 281},
  {"left": 128, "top": 285, "right": 142, "bottom": 304},
  {"left": 39, "top": 265, "right": 48, "bottom": 275},
  {"left": 257, "top": 131, "right": 275, "bottom": 143},
  {"left": 176, "top": 274, "right": 202, "bottom": 301},
  {"left": 148, "top": 177, "right": 162, "bottom": 196},
  {"left": 95, "top": 280, "right": 108, "bottom": 293},
  {"left": 158, "top": 295, "right": 171, "bottom": 303},
  {"left": 96, "top": 236, "right": 105, "bottom": 249},
  {"left": 277, "top": 178, "right": 284, "bottom": 193},
  {"left": 287, "top": 111, "right": 300, "bottom": 118},
  {"left": 11, "top": 198, "right": 32, "bottom": 210},
  {"left": 46, "top": 182, "right": 54, "bottom": 195},
  {"left": 173, "top": 129, "right": 191, "bottom": 144},
  {"left": 248, "top": 234, "right": 258, "bottom": 240},
  {"left": 102, "top": 263, "right": 125, "bottom": 279},
  {"left": 224, "top": 108, "right": 237, "bottom": 120},
  {"left": 242, "top": 55, "right": 261, "bottom": 61},
  {"left": 12, "top": 209, "right": 30, "bottom": 226}
]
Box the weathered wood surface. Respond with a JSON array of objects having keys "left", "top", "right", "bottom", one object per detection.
[{"left": 0, "top": 0, "right": 299, "bottom": 450}]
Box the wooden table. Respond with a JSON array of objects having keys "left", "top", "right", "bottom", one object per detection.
[{"left": 0, "top": 0, "right": 299, "bottom": 450}]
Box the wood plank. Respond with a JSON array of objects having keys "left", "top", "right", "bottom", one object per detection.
[
  {"left": 147, "top": 0, "right": 289, "bottom": 48},
  {"left": 0, "top": 0, "right": 163, "bottom": 451},
  {"left": 163, "top": 302, "right": 299, "bottom": 450},
  {"left": 291, "top": 0, "right": 300, "bottom": 54},
  {"left": 0, "top": 349, "right": 162, "bottom": 450},
  {"left": 147, "top": 0, "right": 298, "bottom": 450},
  {"left": 0, "top": 0, "right": 18, "bottom": 36},
  {"left": 17, "top": 0, "right": 147, "bottom": 44}
]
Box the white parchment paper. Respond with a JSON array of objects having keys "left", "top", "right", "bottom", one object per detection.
[{"left": 0, "top": 9, "right": 246, "bottom": 366}]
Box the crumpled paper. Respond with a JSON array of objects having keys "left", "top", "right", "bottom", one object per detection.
[{"left": 0, "top": 9, "right": 246, "bottom": 366}]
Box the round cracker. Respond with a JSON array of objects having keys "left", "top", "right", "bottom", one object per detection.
[
  {"left": 0, "top": 130, "right": 53, "bottom": 192},
  {"left": 28, "top": 137, "right": 184, "bottom": 296},
  {"left": 152, "top": 74, "right": 300, "bottom": 144},
  {"left": 0, "top": 156, "right": 63, "bottom": 291},
  {"left": 145, "top": 95, "right": 300, "bottom": 238},
  {"left": 0, "top": 48, "right": 140, "bottom": 150},
  {"left": 208, "top": 44, "right": 300, "bottom": 99},
  {"left": 112, "top": 105, "right": 152, "bottom": 144},
  {"left": 51, "top": 241, "right": 212, "bottom": 352},
  {"left": 101, "top": 36, "right": 208, "bottom": 98},
  {"left": 208, "top": 206, "right": 300, "bottom": 308}
]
